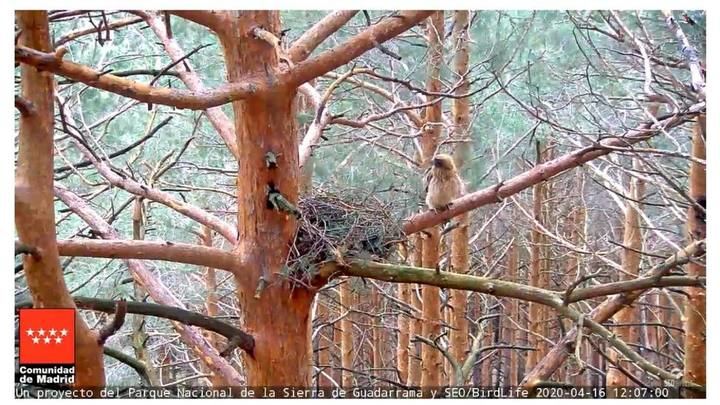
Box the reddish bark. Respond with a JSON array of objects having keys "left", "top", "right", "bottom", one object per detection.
[
  {"left": 683, "top": 114, "right": 706, "bottom": 396},
  {"left": 420, "top": 227, "right": 442, "bottom": 388},
  {"left": 288, "top": 10, "right": 359, "bottom": 62},
  {"left": 526, "top": 143, "right": 545, "bottom": 371},
  {"left": 396, "top": 282, "right": 410, "bottom": 383},
  {"left": 506, "top": 241, "right": 520, "bottom": 386},
  {"left": 316, "top": 297, "right": 333, "bottom": 388},
  {"left": 339, "top": 280, "right": 354, "bottom": 387},
  {"left": 407, "top": 235, "right": 423, "bottom": 386},
  {"left": 15, "top": 10, "right": 105, "bottom": 390},
  {"left": 57, "top": 239, "right": 238, "bottom": 272},
  {"left": 221, "top": 11, "right": 315, "bottom": 386},
  {"left": 607, "top": 160, "right": 644, "bottom": 389}
]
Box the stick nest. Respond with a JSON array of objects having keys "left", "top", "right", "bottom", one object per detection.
[{"left": 287, "top": 188, "right": 405, "bottom": 274}]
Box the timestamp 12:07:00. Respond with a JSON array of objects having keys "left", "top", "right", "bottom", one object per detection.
[{"left": 532, "top": 386, "right": 677, "bottom": 399}]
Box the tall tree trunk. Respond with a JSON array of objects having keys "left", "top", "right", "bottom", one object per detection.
[
  {"left": 506, "top": 240, "right": 519, "bottom": 386},
  {"left": 607, "top": 159, "right": 645, "bottom": 390},
  {"left": 419, "top": 10, "right": 444, "bottom": 165},
  {"left": 408, "top": 235, "right": 423, "bottom": 386},
  {"left": 316, "top": 296, "right": 333, "bottom": 388},
  {"left": 525, "top": 141, "right": 545, "bottom": 372},
  {"left": 481, "top": 232, "right": 495, "bottom": 386},
  {"left": 339, "top": 280, "right": 354, "bottom": 387},
  {"left": 420, "top": 227, "right": 442, "bottom": 388},
  {"left": 218, "top": 11, "right": 314, "bottom": 386},
  {"left": 683, "top": 114, "right": 706, "bottom": 397},
  {"left": 333, "top": 299, "right": 344, "bottom": 386},
  {"left": 448, "top": 9, "right": 470, "bottom": 386},
  {"left": 15, "top": 10, "right": 105, "bottom": 389},
  {"left": 566, "top": 171, "right": 587, "bottom": 385},
  {"left": 451, "top": 10, "right": 471, "bottom": 169},
  {"left": 396, "top": 282, "right": 410, "bottom": 384},
  {"left": 418, "top": 11, "right": 444, "bottom": 390},
  {"left": 538, "top": 144, "right": 554, "bottom": 363},
  {"left": 372, "top": 287, "right": 384, "bottom": 379}
]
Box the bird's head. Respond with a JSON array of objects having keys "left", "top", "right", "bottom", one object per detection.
[{"left": 432, "top": 154, "right": 457, "bottom": 171}]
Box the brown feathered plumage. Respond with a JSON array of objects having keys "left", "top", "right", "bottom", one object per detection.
[{"left": 424, "top": 154, "right": 466, "bottom": 210}]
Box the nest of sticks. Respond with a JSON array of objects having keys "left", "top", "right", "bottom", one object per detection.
[{"left": 286, "top": 188, "right": 405, "bottom": 276}]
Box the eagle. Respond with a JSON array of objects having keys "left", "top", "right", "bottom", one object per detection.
[{"left": 424, "top": 153, "right": 466, "bottom": 211}]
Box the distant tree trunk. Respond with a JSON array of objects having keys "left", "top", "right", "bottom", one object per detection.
[
  {"left": 607, "top": 159, "right": 645, "bottom": 390},
  {"left": 372, "top": 286, "right": 384, "bottom": 379},
  {"left": 339, "top": 280, "right": 354, "bottom": 387},
  {"left": 408, "top": 235, "right": 423, "bottom": 386},
  {"left": 333, "top": 299, "right": 344, "bottom": 386},
  {"left": 420, "top": 227, "right": 442, "bottom": 388},
  {"left": 506, "top": 240, "right": 519, "bottom": 386},
  {"left": 538, "top": 144, "right": 554, "bottom": 363},
  {"left": 481, "top": 233, "right": 494, "bottom": 386},
  {"left": 419, "top": 10, "right": 444, "bottom": 165},
  {"left": 683, "top": 114, "right": 706, "bottom": 397},
  {"left": 316, "top": 296, "right": 333, "bottom": 388},
  {"left": 15, "top": 10, "right": 105, "bottom": 390},
  {"left": 451, "top": 10, "right": 471, "bottom": 168},
  {"left": 525, "top": 141, "right": 545, "bottom": 372},
  {"left": 219, "top": 11, "right": 314, "bottom": 386},
  {"left": 448, "top": 9, "right": 470, "bottom": 386},
  {"left": 569, "top": 171, "right": 585, "bottom": 384},
  {"left": 396, "top": 281, "right": 410, "bottom": 384}
]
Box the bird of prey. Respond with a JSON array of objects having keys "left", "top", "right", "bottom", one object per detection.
[{"left": 424, "top": 153, "right": 466, "bottom": 211}]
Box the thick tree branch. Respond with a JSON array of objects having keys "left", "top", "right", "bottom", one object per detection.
[
  {"left": 167, "top": 10, "right": 227, "bottom": 32},
  {"left": 102, "top": 347, "right": 150, "bottom": 384},
  {"left": 320, "top": 260, "right": 563, "bottom": 308},
  {"left": 15, "top": 45, "right": 267, "bottom": 110},
  {"left": 57, "top": 239, "right": 239, "bottom": 273},
  {"left": 288, "top": 10, "right": 359, "bottom": 62},
  {"left": 402, "top": 102, "right": 705, "bottom": 234},
  {"left": 567, "top": 275, "right": 704, "bottom": 303}
]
